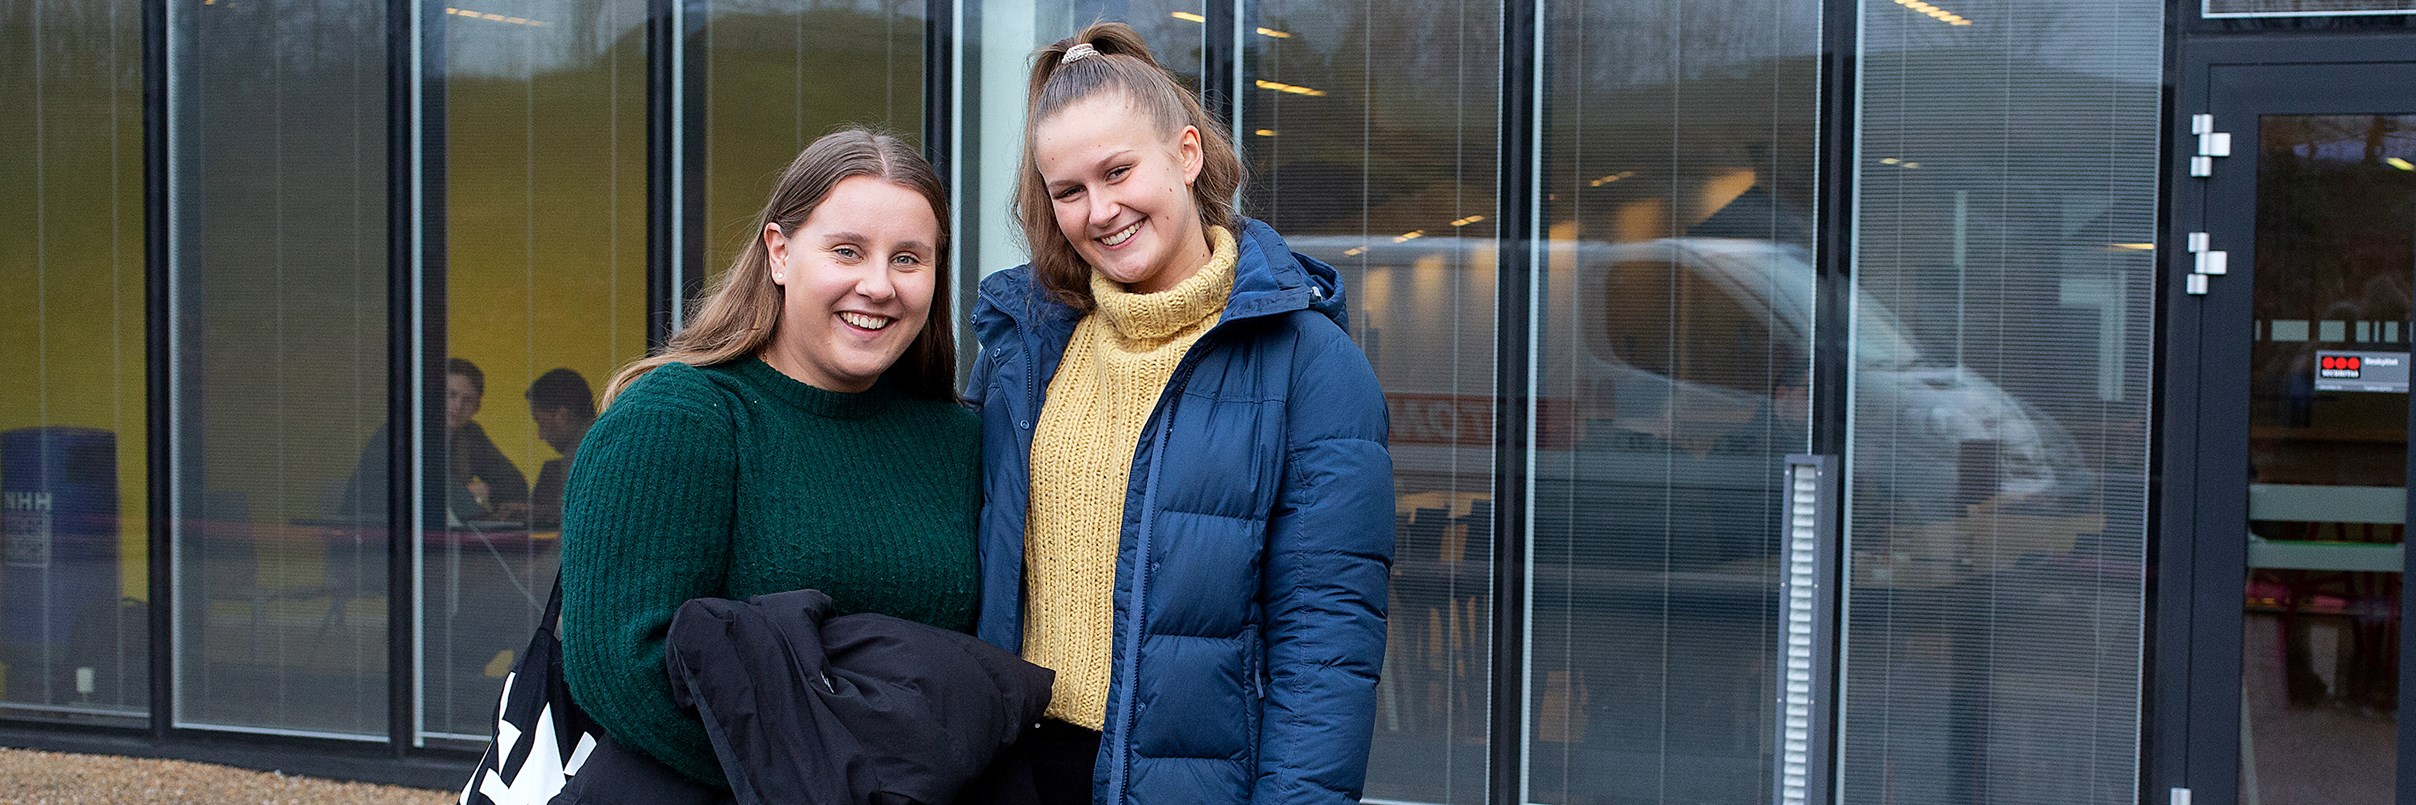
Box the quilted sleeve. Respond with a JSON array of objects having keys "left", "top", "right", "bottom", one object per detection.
[{"left": 1254, "top": 325, "right": 1395, "bottom": 804}]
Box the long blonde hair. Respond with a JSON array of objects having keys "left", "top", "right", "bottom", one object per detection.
[
  {"left": 603, "top": 128, "right": 957, "bottom": 407},
  {"left": 1016, "top": 22, "right": 1245, "bottom": 312}
]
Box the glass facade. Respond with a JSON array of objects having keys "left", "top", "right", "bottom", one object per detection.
[
  {"left": 1240, "top": 0, "right": 1502, "bottom": 799},
  {"left": 0, "top": 0, "right": 2224, "bottom": 800},
  {"left": 1534, "top": 2, "right": 1821, "bottom": 802},
  {"left": 0, "top": 0, "right": 150, "bottom": 725},
  {"left": 424, "top": 0, "right": 652, "bottom": 741},
  {"left": 1841, "top": 0, "right": 2162, "bottom": 801},
  {"left": 695, "top": 0, "right": 928, "bottom": 276},
  {"left": 168, "top": 0, "right": 393, "bottom": 738}
]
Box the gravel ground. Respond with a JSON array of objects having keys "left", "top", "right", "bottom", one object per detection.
[{"left": 0, "top": 748, "right": 453, "bottom": 805}]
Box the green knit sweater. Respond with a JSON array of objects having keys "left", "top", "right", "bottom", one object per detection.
[{"left": 557, "top": 357, "right": 980, "bottom": 786}]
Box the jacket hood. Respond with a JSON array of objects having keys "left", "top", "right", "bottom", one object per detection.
[{"left": 976, "top": 216, "right": 1349, "bottom": 335}]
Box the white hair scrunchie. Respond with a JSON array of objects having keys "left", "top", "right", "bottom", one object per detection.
[{"left": 1062, "top": 43, "right": 1100, "bottom": 64}]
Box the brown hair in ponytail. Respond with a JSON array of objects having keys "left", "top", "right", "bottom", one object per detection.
[{"left": 1015, "top": 21, "right": 1244, "bottom": 312}]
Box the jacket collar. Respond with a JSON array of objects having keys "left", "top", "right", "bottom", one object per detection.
[{"left": 976, "top": 217, "right": 1349, "bottom": 339}]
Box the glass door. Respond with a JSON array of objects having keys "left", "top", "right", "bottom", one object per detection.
[{"left": 2187, "top": 61, "right": 2416, "bottom": 804}]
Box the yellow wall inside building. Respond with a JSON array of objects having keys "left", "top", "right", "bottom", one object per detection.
[
  {"left": 0, "top": 7, "right": 150, "bottom": 602},
  {"left": 441, "top": 32, "right": 652, "bottom": 484},
  {"left": 0, "top": 23, "right": 652, "bottom": 601}
]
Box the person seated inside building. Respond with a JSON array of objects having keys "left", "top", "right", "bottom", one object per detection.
[
  {"left": 339, "top": 357, "right": 529, "bottom": 527},
  {"left": 514, "top": 367, "right": 594, "bottom": 529}
]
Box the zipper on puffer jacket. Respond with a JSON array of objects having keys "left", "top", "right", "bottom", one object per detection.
[
  {"left": 1106, "top": 342, "right": 1209, "bottom": 804},
  {"left": 1249, "top": 629, "right": 1265, "bottom": 700},
  {"left": 1008, "top": 322, "right": 1040, "bottom": 654},
  {"left": 1019, "top": 324, "right": 1039, "bottom": 444}
]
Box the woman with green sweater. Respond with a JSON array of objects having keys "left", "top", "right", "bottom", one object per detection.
[{"left": 555, "top": 129, "right": 978, "bottom": 791}]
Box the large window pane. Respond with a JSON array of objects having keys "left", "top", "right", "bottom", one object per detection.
[
  {"left": 1535, "top": 2, "right": 1821, "bottom": 801},
  {"left": 425, "top": 0, "right": 651, "bottom": 742},
  {"left": 170, "top": 0, "right": 390, "bottom": 738},
  {"left": 1842, "top": 1, "right": 2160, "bottom": 801},
  {"left": 0, "top": 0, "right": 150, "bottom": 725},
  {"left": 697, "top": 0, "right": 928, "bottom": 277},
  {"left": 1242, "top": 3, "right": 1500, "bottom": 800}
]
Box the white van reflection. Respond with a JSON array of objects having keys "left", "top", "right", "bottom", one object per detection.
[
  {"left": 1299, "top": 233, "right": 2100, "bottom": 796},
  {"left": 1291, "top": 234, "right": 2094, "bottom": 558}
]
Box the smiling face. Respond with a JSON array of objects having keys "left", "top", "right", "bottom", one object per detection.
[
  {"left": 760, "top": 175, "right": 939, "bottom": 393},
  {"left": 1033, "top": 94, "right": 1214, "bottom": 294}
]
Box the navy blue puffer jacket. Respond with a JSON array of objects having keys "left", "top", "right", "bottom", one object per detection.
[{"left": 968, "top": 218, "right": 1395, "bottom": 804}]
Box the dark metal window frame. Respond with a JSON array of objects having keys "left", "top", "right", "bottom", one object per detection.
[
  {"left": 402, "top": 0, "right": 443, "bottom": 754},
  {"left": 649, "top": 0, "right": 684, "bottom": 347},
  {"left": 1810, "top": 0, "right": 1860, "bottom": 801},
  {"left": 1490, "top": 1, "right": 1539, "bottom": 802},
  {"left": 145, "top": 0, "right": 173, "bottom": 747},
  {"left": 926, "top": 0, "right": 968, "bottom": 379}
]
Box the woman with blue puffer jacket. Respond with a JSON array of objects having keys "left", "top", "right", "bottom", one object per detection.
[{"left": 965, "top": 21, "right": 1396, "bottom": 805}]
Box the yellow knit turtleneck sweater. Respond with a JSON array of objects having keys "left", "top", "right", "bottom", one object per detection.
[{"left": 1025, "top": 225, "right": 1238, "bottom": 729}]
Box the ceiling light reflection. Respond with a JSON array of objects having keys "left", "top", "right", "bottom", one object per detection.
[
  {"left": 445, "top": 6, "right": 549, "bottom": 25},
  {"left": 1168, "top": 12, "right": 1295, "bottom": 38},
  {"left": 1892, "top": 0, "right": 1973, "bottom": 26},
  {"left": 1587, "top": 170, "right": 1636, "bottom": 187},
  {"left": 1255, "top": 79, "right": 1327, "bottom": 97}
]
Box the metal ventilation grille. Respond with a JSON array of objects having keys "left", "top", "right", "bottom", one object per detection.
[{"left": 1776, "top": 455, "right": 1836, "bottom": 805}]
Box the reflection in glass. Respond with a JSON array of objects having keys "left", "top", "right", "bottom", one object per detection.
[
  {"left": 1042, "top": 1, "right": 1202, "bottom": 88},
  {"left": 698, "top": 0, "right": 927, "bottom": 276},
  {"left": 2239, "top": 113, "right": 2416, "bottom": 804},
  {"left": 424, "top": 0, "right": 651, "bottom": 741},
  {"left": 0, "top": 0, "right": 150, "bottom": 725},
  {"left": 1243, "top": 1, "right": 1499, "bottom": 799},
  {"left": 1537, "top": 2, "right": 1819, "bottom": 801},
  {"left": 1843, "top": 0, "right": 2160, "bottom": 802},
  {"left": 170, "top": 0, "right": 391, "bottom": 737}
]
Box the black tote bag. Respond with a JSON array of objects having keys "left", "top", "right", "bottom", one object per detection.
[{"left": 461, "top": 577, "right": 724, "bottom": 805}]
